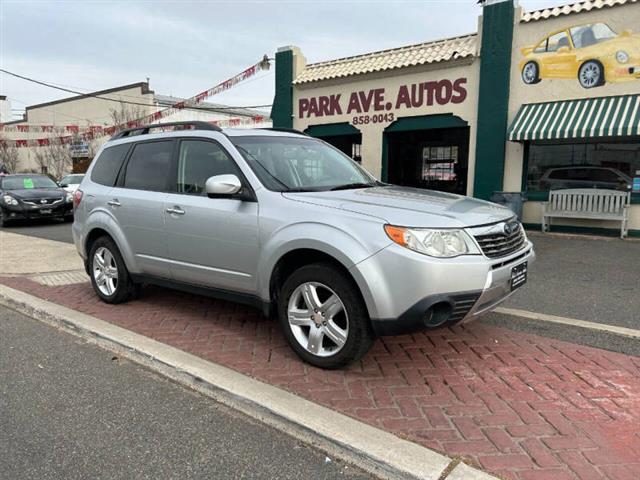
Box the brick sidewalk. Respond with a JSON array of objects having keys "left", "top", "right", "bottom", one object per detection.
[{"left": 3, "top": 276, "right": 639, "bottom": 480}]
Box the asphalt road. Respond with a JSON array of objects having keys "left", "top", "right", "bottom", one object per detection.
[
  {"left": 2, "top": 218, "right": 73, "bottom": 244},
  {"left": 0, "top": 306, "right": 371, "bottom": 480},
  {"left": 503, "top": 232, "right": 640, "bottom": 330}
]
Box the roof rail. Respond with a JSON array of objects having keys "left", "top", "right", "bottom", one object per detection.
[
  {"left": 259, "top": 127, "right": 308, "bottom": 136},
  {"left": 110, "top": 121, "right": 222, "bottom": 140}
]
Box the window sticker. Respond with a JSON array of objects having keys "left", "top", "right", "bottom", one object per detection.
[{"left": 23, "top": 177, "right": 35, "bottom": 189}]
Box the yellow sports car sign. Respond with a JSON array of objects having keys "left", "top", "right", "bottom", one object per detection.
[{"left": 520, "top": 23, "right": 640, "bottom": 89}]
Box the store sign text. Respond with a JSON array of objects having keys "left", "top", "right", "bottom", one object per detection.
[{"left": 298, "top": 78, "right": 468, "bottom": 121}]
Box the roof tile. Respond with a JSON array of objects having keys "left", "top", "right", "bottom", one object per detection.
[
  {"left": 293, "top": 34, "right": 477, "bottom": 84},
  {"left": 521, "top": 0, "right": 637, "bottom": 23}
]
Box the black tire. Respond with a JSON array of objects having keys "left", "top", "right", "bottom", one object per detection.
[
  {"left": 0, "top": 211, "right": 10, "bottom": 228},
  {"left": 88, "top": 236, "right": 137, "bottom": 304},
  {"left": 578, "top": 60, "right": 605, "bottom": 89},
  {"left": 522, "top": 61, "right": 540, "bottom": 85},
  {"left": 278, "top": 263, "right": 375, "bottom": 369}
]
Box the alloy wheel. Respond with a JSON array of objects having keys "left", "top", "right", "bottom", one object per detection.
[
  {"left": 522, "top": 62, "right": 537, "bottom": 84},
  {"left": 579, "top": 62, "right": 601, "bottom": 88},
  {"left": 287, "top": 282, "right": 349, "bottom": 357},
  {"left": 92, "top": 246, "right": 118, "bottom": 296}
]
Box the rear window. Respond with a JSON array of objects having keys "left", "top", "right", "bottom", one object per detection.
[
  {"left": 123, "top": 141, "right": 174, "bottom": 192},
  {"left": 90, "top": 144, "right": 130, "bottom": 186}
]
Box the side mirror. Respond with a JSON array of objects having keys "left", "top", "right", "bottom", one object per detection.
[
  {"left": 205, "top": 174, "right": 242, "bottom": 198},
  {"left": 59, "top": 183, "right": 69, "bottom": 188},
  {"left": 557, "top": 46, "right": 570, "bottom": 54}
]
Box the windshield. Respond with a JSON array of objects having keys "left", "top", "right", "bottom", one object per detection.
[
  {"left": 60, "top": 174, "right": 84, "bottom": 184},
  {"left": 231, "top": 136, "right": 377, "bottom": 192},
  {"left": 1, "top": 175, "right": 58, "bottom": 190},
  {"left": 570, "top": 24, "right": 617, "bottom": 49}
]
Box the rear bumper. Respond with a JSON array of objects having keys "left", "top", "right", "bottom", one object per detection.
[{"left": 354, "top": 241, "right": 535, "bottom": 336}]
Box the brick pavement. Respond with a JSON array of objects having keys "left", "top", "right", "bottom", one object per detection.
[{"left": 2, "top": 276, "right": 639, "bottom": 480}]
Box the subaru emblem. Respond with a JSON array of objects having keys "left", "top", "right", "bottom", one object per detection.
[
  {"left": 40, "top": 199, "right": 47, "bottom": 204},
  {"left": 504, "top": 221, "right": 518, "bottom": 235}
]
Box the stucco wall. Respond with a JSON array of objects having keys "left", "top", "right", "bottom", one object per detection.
[
  {"left": 292, "top": 60, "right": 480, "bottom": 195},
  {"left": 504, "top": 3, "right": 640, "bottom": 230}
]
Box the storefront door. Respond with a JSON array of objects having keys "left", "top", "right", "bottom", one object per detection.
[{"left": 386, "top": 126, "right": 470, "bottom": 195}]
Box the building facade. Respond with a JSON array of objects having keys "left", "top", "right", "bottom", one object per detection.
[
  {"left": 1, "top": 82, "right": 271, "bottom": 175},
  {"left": 271, "top": 0, "right": 640, "bottom": 235}
]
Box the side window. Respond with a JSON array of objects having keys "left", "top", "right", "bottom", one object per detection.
[
  {"left": 123, "top": 141, "right": 174, "bottom": 192},
  {"left": 549, "top": 169, "right": 569, "bottom": 180},
  {"left": 90, "top": 144, "right": 130, "bottom": 186},
  {"left": 176, "top": 140, "right": 240, "bottom": 195},
  {"left": 547, "top": 31, "right": 570, "bottom": 52},
  {"left": 534, "top": 39, "right": 547, "bottom": 53}
]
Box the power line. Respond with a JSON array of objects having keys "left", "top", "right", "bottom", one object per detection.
[{"left": 0, "top": 68, "right": 273, "bottom": 113}]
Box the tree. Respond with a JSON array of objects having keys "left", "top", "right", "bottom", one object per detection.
[
  {"left": 109, "top": 102, "right": 147, "bottom": 128},
  {"left": 0, "top": 136, "right": 19, "bottom": 173},
  {"left": 33, "top": 142, "right": 72, "bottom": 179}
]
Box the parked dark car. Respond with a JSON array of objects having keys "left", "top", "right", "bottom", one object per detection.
[{"left": 0, "top": 174, "right": 74, "bottom": 227}]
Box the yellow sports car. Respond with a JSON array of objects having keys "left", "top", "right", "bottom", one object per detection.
[{"left": 520, "top": 23, "right": 640, "bottom": 89}]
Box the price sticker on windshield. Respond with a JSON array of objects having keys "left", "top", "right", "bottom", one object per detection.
[{"left": 23, "top": 178, "right": 35, "bottom": 189}]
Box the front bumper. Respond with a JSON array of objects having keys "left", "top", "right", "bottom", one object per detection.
[
  {"left": 351, "top": 240, "right": 535, "bottom": 336},
  {"left": 1, "top": 201, "right": 73, "bottom": 220}
]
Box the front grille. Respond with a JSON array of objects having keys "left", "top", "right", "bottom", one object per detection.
[
  {"left": 449, "top": 293, "right": 481, "bottom": 323},
  {"left": 23, "top": 197, "right": 63, "bottom": 206},
  {"left": 474, "top": 223, "right": 526, "bottom": 259}
]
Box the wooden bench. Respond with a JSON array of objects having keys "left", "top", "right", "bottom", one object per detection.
[{"left": 542, "top": 189, "right": 631, "bottom": 239}]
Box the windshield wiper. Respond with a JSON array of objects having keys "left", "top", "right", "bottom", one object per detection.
[{"left": 329, "top": 182, "right": 377, "bottom": 191}]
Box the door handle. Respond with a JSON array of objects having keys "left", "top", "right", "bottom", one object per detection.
[
  {"left": 166, "top": 206, "right": 185, "bottom": 215},
  {"left": 107, "top": 199, "right": 121, "bottom": 207}
]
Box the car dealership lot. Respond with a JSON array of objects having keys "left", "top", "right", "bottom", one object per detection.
[{"left": 1, "top": 228, "right": 639, "bottom": 480}]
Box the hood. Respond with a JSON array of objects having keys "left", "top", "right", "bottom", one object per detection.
[
  {"left": 5, "top": 188, "right": 65, "bottom": 200},
  {"left": 283, "top": 186, "right": 514, "bottom": 228}
]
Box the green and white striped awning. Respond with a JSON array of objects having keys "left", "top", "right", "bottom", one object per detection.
[{"left": 508, "top": 94, "right": 640, "bottom": 142}]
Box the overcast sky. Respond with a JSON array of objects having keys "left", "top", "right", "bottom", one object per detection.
[{"left": 1, "top": 0, "right": 571, "bottom": 121}]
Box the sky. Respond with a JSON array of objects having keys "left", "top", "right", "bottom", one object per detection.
[{"left": 1, "top": 0, "right": 573, "bottom": 121}]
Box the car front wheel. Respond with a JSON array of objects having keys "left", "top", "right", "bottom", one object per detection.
[
  {"left": 278, "top": 263, "right": 375, "bottom": 369},
  {"left": 578, "top": 60, "right": 604, "bottom": 88},
  {"left": 88, "top": 236, "right": 137, "bottom": 304},
  {"left": 522, "top": 61, "right": 540, "bottom": 85}
]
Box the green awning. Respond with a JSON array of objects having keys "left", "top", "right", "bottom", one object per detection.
[{"left": 508, "top": 94, "right": 640, "bottom": 142}]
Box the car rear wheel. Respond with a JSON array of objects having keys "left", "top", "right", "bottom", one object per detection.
[
  {"left": 522, "top": 61, "right": 540, "bottom": 85},
  {"left": 89, "top": 236, "right": 137, "bottom": 304},
  {"left": 578, "top": 60, "right": 604, "bottom": 89},
  {"left": 278, "top": 263, "right": 375, "bottom": 369}
]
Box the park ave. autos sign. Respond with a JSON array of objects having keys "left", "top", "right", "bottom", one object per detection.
[{"left": 298, "top": 77, "right": 468, "bottom": 125}]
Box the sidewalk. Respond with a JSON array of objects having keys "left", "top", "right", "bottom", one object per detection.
[{"left": 1, "top": 231, "right": 639, "bottom": 480}]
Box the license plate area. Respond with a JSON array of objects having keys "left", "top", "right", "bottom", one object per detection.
[
  {"left": 40, "top": 209, "right": 52, "bottom": 215},
  {"left": 511, "top": 261, "right": 527, "bottom": 291}
]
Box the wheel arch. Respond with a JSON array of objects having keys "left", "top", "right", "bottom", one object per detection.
[{"left": 82, "top": 210, "right": 139, "bottom": 274}]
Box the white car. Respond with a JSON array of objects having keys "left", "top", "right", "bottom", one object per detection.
[{"left": 59, "top": 174, "right": 85, "bottom": 193}]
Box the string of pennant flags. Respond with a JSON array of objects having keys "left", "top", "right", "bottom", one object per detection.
[{"left": 0, "top": 56, "right": 271, "bottom": 149}]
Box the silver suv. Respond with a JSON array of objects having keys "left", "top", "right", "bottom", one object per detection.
[{"left": 73, "top": 122, "right": 535, "bottom": 368}]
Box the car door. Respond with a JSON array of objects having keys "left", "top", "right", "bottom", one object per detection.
[
  {"left": 164, "top": 138, "right": 259, "bottom": 293},
  {"left": 109, "top": 139, "right": 175, "bottom": 278},
  {"left": 543, "top": 30, "right": 577, "bottom": 78}
]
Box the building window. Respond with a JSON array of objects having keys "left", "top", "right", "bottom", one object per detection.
[
  {"left": 422, "top": 146, "right": 458, "bottom": 182},
  {"left": 525, "top": 139, "right": 640, "bottom": 198}
]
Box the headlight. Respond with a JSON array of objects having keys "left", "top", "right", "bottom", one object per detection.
[
  {"left": 2, "top": 194, "right": 18, "bottom": 206},
  {"left": 384, "top": 225, "right": 480, "bottom": 258},
  {"left": 616, "top": 50, "right": 630, "bottom": 64},
  {"left": 66, "top": 192, "right": 74, "bottom": 202}
]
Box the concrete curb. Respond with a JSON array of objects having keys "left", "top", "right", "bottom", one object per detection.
[{"left": 0, "top": 284, "right": 498, "bottom": 480}]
